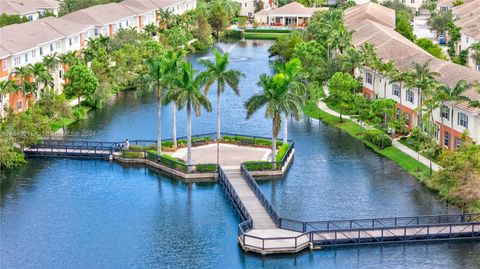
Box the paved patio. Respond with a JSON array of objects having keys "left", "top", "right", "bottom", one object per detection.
[{"left": 171, "top": 143, "right": 271, "bottom": 166}]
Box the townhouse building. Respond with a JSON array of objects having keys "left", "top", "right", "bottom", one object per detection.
[
  {"left": 0, "top": 0, "right": 60, "bottom": 21},
  {"left": 0, "top": 0, "right": 197, "bottom": 117},
  {"left": 345, "top": 3, "right": 480, "bottom": 149},
  {"left": 451, "top": 0, "right": 480, "bottom": 71}
]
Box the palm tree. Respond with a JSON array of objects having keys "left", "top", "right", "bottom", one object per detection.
[
  {"left": 469, "top": 42, "right": 480, "bottom": 68},
  {"left": 10, "top": 66, "right": 35, "bottom": 107},
  {"left": 245, "top": 73, "right": 303, "bottom": 164},
  {"left": 42, "top": 53, "right": 59, "bottom": 73},
  {"left": 165, "top": 61, "right": 212, "bottom": 165},
  {"left": 403, "top": 60, "right": 440, "bottom": 126},
  {"left": 379, "top": 60, "right": 397, "bottom": 99},
  {"left": 158, "top": 9, "right": 174, "bottom": 29},
  {"left": 272, "top": 58, "right": 305, "bottom": 144},
  {"left": 161, "top": 50, "right": 184, "bottom": 148},
  {"left": 436, "top": 80, "right": 471, "bottom": 150},
  {"left": 359, "top": 43, "right": 380, "bottom": 96},
  {"left": 28, "top": 63, "right": 52, "bottom": 93},
  {"left": 0, "top": 80, "right": 15, "bottom": 119},
  {"left": 58, "top": 51, "right": 79, "bottom": 69},
  {"left": 200, "top": 48, "right": 244, "bottom": 163},
  {"left": 138, "top": 56, "right": 169, "bottom": 155}
]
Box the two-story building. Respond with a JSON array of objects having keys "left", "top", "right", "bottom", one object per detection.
[
  {"left": 452, "top": 0, "right": 480, "bottom": 71},
  {"left": 345, "top": 3, "right": 480, "bottom": 149},
  {"left": 0, "top": 0, "right": 60, "bottom": 21}
]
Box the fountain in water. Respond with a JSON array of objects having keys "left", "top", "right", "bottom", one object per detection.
[{"left": 198, "top": 42, "right": 248, "bottom": 62}]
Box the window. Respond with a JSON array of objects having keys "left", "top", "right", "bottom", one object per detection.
[
  {"left": 455, "top": 137, "right": 462, "bottom": 149},
  {"left": 440, "top": 105, "right": 450, "bottom": 120},
  {"left": 69, "top": 38, "right": 73, "bottom": 46},
  {"left": 2, "top": 60, "right": 7, "bottom": 71},
  {"left": 435, "top": 125, "right": 439, "bottom": 140},
  {"left": 366, "top": 72, "right": 373, "bottom": 84},
  {"left": 55, "top": 42, "right": 61, "bottom": 49},
  {"left": 40, "top": 47, "right": 44, "bottom": 56},
  {"left": 94, "top": 29, "right": 99, "bottom": 36},
  {"left": 476, "top": 63, "right": 480, "bottom": 71},
  {"left": 396, "top": 108, "right": 401, "bottom": 119},
  {"left": 14, "top": 56, "right": 21, "bottom": 66},
  {"left": 17, "top": 100, "right": 22, "bottom": 110},
  {"left": 126, "top": 20, "right": 129, "bottom": 27},
  {"left": 406, "top": 90, "right": 414, "bottom": 103},
  {"left": 458, "top": 112, "right": 468, "bottom": 128},
  {"left": 50, "top": 43, "right": 54, "bottom": 52},
  {"left": 411, "top": 0, "right": 415, "bottom": 3},
  {"left": 244, "top": 3, "right": 247, "bottom": 6},
  {"left": 443, "top": 131, "right": 450, "bottom": 147},
  {"left": 466, "top": 37, "right": 469, "bottom": 44},
  {"left": 28, "top": 15, "right": 33, "bottom": 21},
  {"left": 392, "top": 84, "right": 400, "bottom": 97},
  {"left": 59, "top": 70, "right": 63, "bottom": 79},
  {"left": 32, "top": 50, "right": 36, "bottom": 58},
  {"left": 405, "top": 112, "right": 411, "bottom": 126},
  {"left": 24, "top": 53, "right": 28, "bottom": 63}
]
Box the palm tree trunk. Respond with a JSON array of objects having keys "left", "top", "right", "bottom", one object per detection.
[
  {"left": 172, "top": 103, "right": 177, "bottom": 148},
  {"left": 217, "top": 85, "right": 221, "bottom": 140},
  {"left": 186, "top": 101, "right": 192, "bottom": 165},
  {"left": 450, "top": 105, "right": 454, "bottom": 150},
  {"left": 271, "top": 118, "right": 277, "bottom": 166},
  {"left": 157, "top": 88, "right": 162, "bottom": 155},
  {"left": 283, "top": 114, "right": 288, "bottom": 144}
]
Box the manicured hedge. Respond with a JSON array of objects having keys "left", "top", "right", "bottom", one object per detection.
[
  {"left": 276, "top": 143, "right": 290, "bottom": 162},
  {"left": 221, "top": 135, "right": 282, "bottom": 147},
  {"left": 244, "top": 28, "right": 292, "bottom": 33},
  {"left": 364, "top": 129, "right": 392, "bottom": 149},
  {"left": 243, "top": 161, "right": 273, "bottom": 171},
  {"left": 195, "top": 164, "right": 217, "bottom": 172},
  {"left": 122, "top": 150, "right": 144, "bottom": 158}
]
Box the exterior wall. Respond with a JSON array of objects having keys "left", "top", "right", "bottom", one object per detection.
[
  {"left": 165, "top": 0, "right": 197, "bottom": 15},
  {"left": 8, "top": 90, "right": 32, "bottom": 113},
  {"left": 399, "top": 0, "right": 423, "bottom": 12},
  {"left": 237, "top": 0, "right": 256, "bottom": 17},
  {"left": 460, "top": 33, "right": 480, "bottom": 71},
  {"left": 1, "top": 58, "right": 9, "bottom": 79},
  {"left": 432, "top": 105, "right": 480, "bottom": 148}
]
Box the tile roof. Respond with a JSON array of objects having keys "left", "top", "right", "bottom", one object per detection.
[
  {"left": 344, "top": 3, "right": 480, "bottom": 113},
  {"left": 39, "top": 16, "right": 92, "bottom": 36},
  {"left": 452, "top": 0, "right": 480, "bottom": 39},
  {"left": 0, "top": 0, "right": 59, "bottom": 15},
  {"left": 62, "top": 3, "right": 137, "bottom": 26},
  {"left": 121, "top": 0, "right": 160, "bottom": 14},
  {"left": 344, "top": 2, "right": 396, "bottom": 29},
  {"left": 255, "top": 2, "right": 325, "bottom": 16}
]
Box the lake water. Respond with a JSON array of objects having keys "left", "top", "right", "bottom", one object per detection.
[{"left": 1, "top": 40, "right": 479, "bottom": 269}]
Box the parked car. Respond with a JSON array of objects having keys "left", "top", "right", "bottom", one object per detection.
[{"left": 438, "top": 35, "right": 447, "bottom": 45}]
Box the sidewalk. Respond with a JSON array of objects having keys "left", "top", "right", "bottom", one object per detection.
[{"left": 317, "top": 99, "right": 441, "bottom": 172}]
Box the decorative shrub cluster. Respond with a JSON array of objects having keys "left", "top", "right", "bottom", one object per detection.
[{"left": 364, "top": 130, "right": 392, "bottom": 149}]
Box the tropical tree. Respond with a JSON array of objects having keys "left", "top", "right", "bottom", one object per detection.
[
  {"left": 28, "top": 63, "right": 52, "bottom": 93},
  {"left": 58, "top": 51, "right": 80, "bottom": 69},
  {"left": 272, "top": 58, "right": 305, "bottom": 143},
  {"left": 436, "top": 80, "right": 471, "bottom": 150},
  {"left": 42, "top": 53, "right": 59, "bottom": 73},
  {"left": 158, "top": 9, "right": 175, "bottom": 29},
  {"left": 327, "top": 72, "right": 358, "bottom": 122},
  {"left": 138, "top": 56, "right": 168, "bottom": 155},
  {"left": 165, "top": 61, "right": 212, "bottom": 165},
  {"left": 359, "top": 43, "right": 381, "bottom": 95},
  {"left": 379, "top": 60, "right": 397, "bottom": 99},
  {"left": 10, "top": 66, "right": 35, "bottom": 107},
  {"left": 469, "top": 42, "right": 480, "bottom": 68},
  {"left": 0, "top": 80, "right": 15, "bottom": 119},
  {"left": 201, "top": 48, "right": 244, "bottom": 141},
  {"left": 64, "top": 64, "right": 98, "bottom": 107},
  {"left": 245, "top": 73, "right": 303, "bottom": 164}
]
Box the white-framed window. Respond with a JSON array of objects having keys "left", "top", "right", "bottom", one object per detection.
[
  {"left": 24, "top": 53, "right": 28, "bottom": 63},
  {"left": 441, "top": 105, "right": 450, "bottom": 120},
  {"left": 2, "top": 60, "right": 7, "bottom": 71},
  {"left": 69, "top": 38, "right": 73, "bottom": 46},
  {"left": 443, "top": 131, "right": 450, "bottom": 147},
  {"left": 32, "top": 50, "right": 36, "bottom": 58},
  {"left": 366, "top": 72, "right": 373, "bottom": 85},
  {"left": 392, "top": 83, "right": 400, "bottom": 97},
  {"left": 455, "top": 137, "right": 462, "bottom": 149},
  {"left": 59, "top": 69, "right": 63, "bottom": 78},
  {"left": 396, "top": 108, "right": 401, "bottom": 119},
  {"left": 28, "top": 15, "right": 33, "bottom": 21},
  {"left": 94, "top": 29, "right": 99, "bottom": 36},
  {"left": 126, "top": 20, "right": 130, "bottom": 27},
  {"left": 458, "top": 112, "right": 468, "bottom": 128},
  {"left": 40, "top": 47, "right": 44, "bottom": 56},
  {"left": 244, "top": 2, "right": 247, "bottom": 6},
  {"left": 50, "top": 43, "right": 54, "bottom": 52},
  {"left": 405, "top": 112, "right": 411, "bottom": 126},
  {"left": 17, "top": 100, "right": 22, "bottom": 110},
  {"left": 476, "top": 63, "right": 480, "bottom": 71},
  {"left": 406, "top": 90, "right": 414, "bottom": 103},
  {"left": 466, "top": 37, "right": 469, "bottom": 44},
  {"left": 14, "top": 56, "right": 21, "bottom": 66},
  {"left": 411, "top": 0, "right": 414, "bottom": 3}
]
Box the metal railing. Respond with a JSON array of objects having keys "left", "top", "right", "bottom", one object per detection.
[{"left": 279, "top": 213, "right": 480, "bottom": 233}]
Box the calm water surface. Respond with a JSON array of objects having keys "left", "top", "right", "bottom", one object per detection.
[{"left": 1, "top": 40, "right": 479, "bottom": 269}]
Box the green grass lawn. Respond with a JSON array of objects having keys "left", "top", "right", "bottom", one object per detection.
[
  {"left": 242, "top": 32, "right": 289, "bottom": 39},
  {"left": 303, "top": 100, "right": 430, "bottom": 179},
  {"left": 50, "top": 106, "right": 92, "bottom": 132}
]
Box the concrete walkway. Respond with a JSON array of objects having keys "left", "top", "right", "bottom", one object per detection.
[{"left": 317, "top": 99, "right": 441, "bottom": 172}]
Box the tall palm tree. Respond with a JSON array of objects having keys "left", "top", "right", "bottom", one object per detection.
[
  {"left": 165, "top": 61, "right": 212, "bottom": 165},
  {"left": 201, "top": 49, "right": 244, "bottom": 136},
  {"left": 403, "top": 60, "right": 440, "bottom": 126},
  {"left": 200, "top": 48, "right": 244, "bottom": 164},
  {"left": 245, "top": 73, "right": 303, "bottom": 164},
  {"left": 272, "top": 58, "right": 305, "bottom": 144},
  {"left": 28, "top": 63, "right": 52, "bottom": 93},
  {"left": 359, "top": 43, "right": 380, "bottom": 97},
  {"left": 10, "top": 66, "right": 35, "bottom": 107},
  {"left": 138, "top": 56, "right": 169, "bottom": 155},
  {"left": 161, "top": 50, "right": 183, "bottom": 148},
  {"left": 42, "top": 53, "right": 59, "bottom": 73},
  {"left": 58, "top": 51, "right": 79, "bottom": 69},
  {"left": 0, "top": 80, "right": 15, "bottom": 119},
  {"left": 469, "top": 42, "right": 480, "bottom": 68},
  {"left": 158, "top": 9, "right": 174, "bottom": 29},
  {"left": 436, "top": 80, "right": 471, "bottom": 150}
]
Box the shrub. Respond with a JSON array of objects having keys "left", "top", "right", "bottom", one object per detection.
[
  {"left": 122, "top": 150, "right": 144, "bottom": 158},
  {"left": 158, "top": 154, "right": 187, "bottom": 172},
  {"left": 243, "top": 161, "right": 273, "bottom": 171},
  {"left": 364, "top": 129, "right": 392, "bottom": 148},
  {"left": 129, "top": 145, "right": 143, "bottom": 151},
  {"left": 276, "top": 143, "right": 290, "bottom": 162},
  {"left": 195, "top": 164, "right": 217, "bottom": 172}
]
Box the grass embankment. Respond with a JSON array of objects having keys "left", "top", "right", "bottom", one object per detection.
[
  {"left": 242, "top": 32, "right": 289, "bottom": 40},
  {"left": 50, "top": 106, "right": 92, "bottom": 132},
  {"left": 303, "top": 100, "right": 430, "bottom": 179}
]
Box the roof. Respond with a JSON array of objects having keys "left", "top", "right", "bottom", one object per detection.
[
  {"left": 0, "top": 0, "right": 59, "bottom": 15},
  {"left": 344, "top": 4, "right": 480, "bottom": 113},
  {"left": 452, "top": 0, "right": 480, "bottom": 39},
  {"left": 436, "top": 0, "right": 475, "bottom": 6},
  {"left": 0, "top": 19, "right": 64, "bottom": 56},
  {"left": 121, "top": 0, "right": 159, "bottom": 14},
  {"left": 344, "top": 2, "right": 396, "bottom": 29},
  {"left": 149, "top": 0, "right": 189, "bottom": 8},
  {"left": 255, "top": 2, "right": 325, "bottom": 17},
  {"left": 62, "top": 3, "right": 137, "bottom": 26},
  {"left": 39, "top": 16, "right": 92, "bottom": 36}
]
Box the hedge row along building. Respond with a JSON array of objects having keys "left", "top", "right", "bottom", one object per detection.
[
  {"left": 0, "top": 0, "right": 196, "bottom": 118},
  {"left": 345, "top": 3, "right": 480, "bottom": 150}
]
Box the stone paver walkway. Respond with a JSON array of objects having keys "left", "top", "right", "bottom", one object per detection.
[{"left": 317, "top": 99, "right": 441, "bottom": 172}]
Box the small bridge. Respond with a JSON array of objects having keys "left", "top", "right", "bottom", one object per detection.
[
  {"left": 24, "top": 138, "right": 480, "bottom": 255},
  {"left": 219, "top": 164, "right": 480, "bottom": 254}
]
